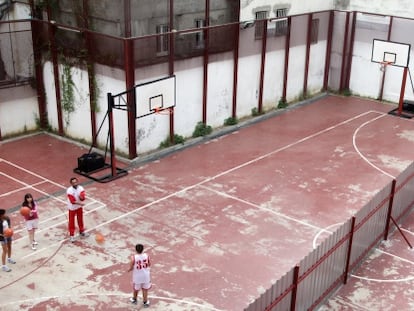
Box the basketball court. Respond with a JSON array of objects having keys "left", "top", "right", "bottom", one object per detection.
[{"left": 0, "top": 95, "right": 414, "bottom": 310}]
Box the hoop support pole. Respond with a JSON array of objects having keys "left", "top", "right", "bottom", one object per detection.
[
  {"left": 398, "top": 67, "right": 408, "bottom": 116},
  {"left": 107, "top": 93, "right": 117, "bottom": 177}
]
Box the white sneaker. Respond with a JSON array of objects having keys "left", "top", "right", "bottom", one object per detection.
[
  {"left": 129, "top": 297, "right": 137, "bottom": 304},
  {"left": 143, "top": 300, "right": 150, "bottom": 308},
  {"left": 2, "top": 265, "right": 11, "bottom": 272},
  {"left": 33, "top": 240, "right": 38, "bottom": 245},
  {"left": 7, "top": 258, "right": 16, "bottom": 264},
  {"left": 80, "top": 232, "right": 90, "bottom": 238},
  {"left": 31, "top": 244, "right": 37, "bottom": 250},
  {"left": 70, "top": 236, "right": 76, "bottom": 243}
]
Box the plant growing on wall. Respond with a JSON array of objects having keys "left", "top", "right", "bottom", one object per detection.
[
  {"left": 251, "top": 107, "right": 264, "bottom": 117},
  {"left": 90, "top": 71, "right": 101, "bottom": 113},
  {"left": 159, "top": 134, "right": 185, "bottom": 148},
  {"left": 61, "top": 63, "right": 75, "bottom": 127},
  {"left": 224, "top": 116, "right": 238, "bottom": 126},
  {"left": 277, "top": 98, "right": 288, "bottom": 109},
  {"left": 192, "top": 122, "right": 212, "bottom": 138}
]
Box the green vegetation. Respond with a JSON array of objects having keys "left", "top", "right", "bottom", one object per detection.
[
  {"left": 159, "top": 134, "right": 185, "bottom": 148},
  {"left": 61, "top": 63, "right": 75, "bottom": 126},
  {"left": 251, "top": 107, "right": 264, "bottom": 116},
  {"left": 341, "top": 88, "right": 352, "bottom": 96},
  {"left": 192, "top": 121, "right": 212, "bottom": 137},
  {"left": 277, "top": 98, "right": 288, "bottom": 109},
  {"left": 224, "top": 116, "right": 238, "bottom": 126}
]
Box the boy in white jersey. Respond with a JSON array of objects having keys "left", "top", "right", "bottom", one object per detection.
[{"left": 128, "top": 243, "right": 151, "bottom": 307}]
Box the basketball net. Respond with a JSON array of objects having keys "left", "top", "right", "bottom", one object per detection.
[
  {"left": 154, "top": 107, "right": 173, "bottom": 115},
  {"left": 380, "top": 61, "right": 392, "bottom": 72}
]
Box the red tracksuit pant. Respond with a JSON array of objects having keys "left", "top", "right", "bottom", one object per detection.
[{"left": 68, "top": 208, "right": 84, "bottom": 236}]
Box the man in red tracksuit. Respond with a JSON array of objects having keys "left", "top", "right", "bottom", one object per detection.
[{"left": 66, "top": 177, "right": 89, "bottom": 242}]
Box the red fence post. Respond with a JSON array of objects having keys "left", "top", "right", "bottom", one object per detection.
[
  {"left": 290, "top": 266, "right": 300, "bottom": 311},
  {"left": 384, "top": 180, "right": 397, "bottom": 240},
  {"left": 398, "top": 67, "right": 408, "bottom": 115},
  {"left": 343, "top": 216, "right": 355, "bottom": 284}
]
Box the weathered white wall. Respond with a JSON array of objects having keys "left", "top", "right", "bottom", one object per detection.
[
  {"left": 262, "top": 37, "right": 285, "bottom": 109},
  {"left": 237, "top": 27, "right": 262, "bottom": 117},
  {"left": 0, "top": 86, "right": 38, "bottom": 136},
  {"left": 94, "top": 65, "right": 129, "bottom": 154},
  {"left": 207, "top": 52, "right": 234, "bottom": 128},
  {"left": 44, "top": 62, "right": 58, "bottom": 131},
  {"left": 174, "top": 57, "right": 205, "bottom": 137},
  {"left": 64, "top": 66, "right": 92, "bottom": 139}
]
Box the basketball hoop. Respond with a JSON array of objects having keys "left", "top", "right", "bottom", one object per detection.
[
  {"left": 154, "top": 107, "right": 174, "bottom": 115},
  {"left": 380, "top": 61, "right": 392, "bottom": 72}
]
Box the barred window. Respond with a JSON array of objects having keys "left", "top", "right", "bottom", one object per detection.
[
  {"left": 275, "top": 8, "right": 288, "bottom": 36},
  {"left": 311, "top": 19, "right": 319, "bottom": 44},
  {"left": 156, "top": 24, "right": 169, "bottom": 55},
  {"left": 255, "top": 11, "right": 268, "bottom": 40},
  {"left": 195, "top": 19, "right": 206, "bottom": 48}
]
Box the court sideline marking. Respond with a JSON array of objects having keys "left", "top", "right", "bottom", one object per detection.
[
  {"left": 352, "top": 114, "right": 395, "bottom": 179},
  {"left": 0, "top": 293, "right": 222, "bottom": 311}
]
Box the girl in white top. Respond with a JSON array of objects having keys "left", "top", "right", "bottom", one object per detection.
[{"left": 128, "top": 243, "right": 151, "bottom": 307}]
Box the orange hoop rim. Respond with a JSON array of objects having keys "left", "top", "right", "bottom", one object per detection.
[
  {"left": 380, "top": 61, "right": 393, "bottom": 72},
  {"left": 154, "top": 107, "right": 174, "bottom": 115}
]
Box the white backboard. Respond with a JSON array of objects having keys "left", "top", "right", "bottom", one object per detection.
[
  {"left": 371, "top": 39, "right": 410, "bottom": 67},
  {"left": 135, "top": 75, "right": 176, "bottom": 118}
]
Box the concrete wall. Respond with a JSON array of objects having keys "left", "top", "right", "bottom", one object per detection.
[
  {"left": 0, "top": 2, "right": 38, "bottom": 137},
  {"left": 0, "top": 86, "right": 38, "bottom": 136},
  {"left": 240, "top": 0, "right": 334, "bottom": 22},
  {"left": 335, "top": 0, "right": 414, "bottom": 19}
]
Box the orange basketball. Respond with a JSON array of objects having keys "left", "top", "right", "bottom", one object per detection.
[
  {"left": 95, "top": 233, "right": 105, "bottom": 244},
  {"left": 4, "top": 228, "right": 13, "bottom": 238},
  {"left": 20, "top": 206, "right": 31, "bottom": 217}
]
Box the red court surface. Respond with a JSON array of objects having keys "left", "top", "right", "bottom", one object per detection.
[{"left": 0, "top": 95, "right": 414, "bottom": 310}]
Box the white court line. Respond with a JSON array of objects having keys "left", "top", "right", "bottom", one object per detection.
[
  {"left": 312, "top": 223, "right": 340, "bottom": 249},
  {"left": 200, "top": 184, "right": 330, "bottom": 233},
  {"left": 0, "top": 156, "right": 106, "bottom": 213},
  {"left": 0, "top": 176, "right": 48, "bottom": 198},
  {"left": 352, "top": 113, "right": 395, "bottom": 179},
  {"left": 0, "top": 158, "right": 66, "bottom": 190},
  {"left": 1, "top": 158, "right": 102, "bottom": 207},
  {"left": 401, "top": 227, "right": 414, "bottom": 236},
  {"left": 348, "top": 225, "right": 414, "bottom": 282},
  {"left": 13, "top": 203, "right": 106, "bottom": 238},
  {"left": 0, "top": 293, "right": 222, "bottom": 311},
  {"left": 350, "top": 248, "right": 414, "bottom": 283},
  {"left": 0, "top": 172, "right": 67, "bottom": 204}
]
